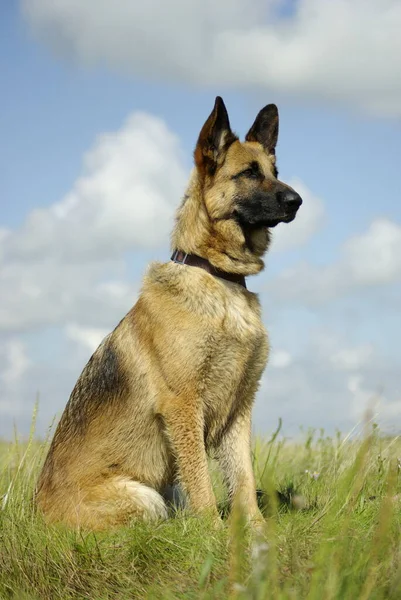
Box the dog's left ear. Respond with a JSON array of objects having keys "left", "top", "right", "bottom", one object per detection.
[
  {"left": 246, "top": 104, "right": 279, "bottom": 155},
  {"left": 194, "top": 96, "right": 238, "bottom": 176}
]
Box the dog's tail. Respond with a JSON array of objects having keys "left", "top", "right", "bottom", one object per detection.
[{"left": 36, "top": 476, "right": 168, "bottom": 530}]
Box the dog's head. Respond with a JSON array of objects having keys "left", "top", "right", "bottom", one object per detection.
[
  {"left": 194, "top": 96, "right": 302, "bottom": 231},
  {"left": 173, "top": 97, "right": 303, "bottom": 275}
]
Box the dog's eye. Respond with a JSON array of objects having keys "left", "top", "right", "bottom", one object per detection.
[
  {"left": 232, "top": 162, "right": 262, "bottom": 180},
  {"left": 241, "top": 168, "right": 257, "bottom": 178},
  {"left": 240, "top": 163, "right": 261, "bottom": 179}
]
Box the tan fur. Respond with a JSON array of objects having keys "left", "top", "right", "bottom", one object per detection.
[
  {"left": 172, "top": 142, "right": 278, "bottom": 275},
  {"left": 36, "top": 98, "right": 301, "bottom": 531}
]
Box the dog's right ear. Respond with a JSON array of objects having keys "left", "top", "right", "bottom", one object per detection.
[
  {"left": 246, "top": 104, "right": 279, "bottom": 156},
  {"left": 194, "top": 97, "right": 238, "bottom": 177}
]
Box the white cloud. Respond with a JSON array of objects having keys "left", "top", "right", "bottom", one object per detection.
[
  {"left": 347, "top": 374, "right": 378, "bottom": 421},
  {"left": 0, "top": 339, "right": 31, "bottom": 387},
  {"left": 346, "top": 374, "right": 401, "bottom": 425},
  {"left": 0, "top": 229, "right": 9, "bottom": 242},
  {"left": 0, "top": 110, "right": 184, "bottom": 334},
  {"left": 0, "top": 258, "right": 138, "bottom": 332},
  {"left": 268, "top": 217, "right": 401, "bottom": 306},
  {"left": 269, "top": 349, "right": 292, "bottom": 368},
  {"left": 0, "top": 338, "right": 32, "bottom": 418},
  {"left": 22, "top": 0, "right": 401, "bottom": 117},
  {"left": 271, "top": 179, "right": 325, "bottom": 253},
  {"left": 345, "top": 219, "right": 401, "bottom": 285},
  {"left": 310, "top": 333, "right": 375, "bottom": 372},
  {"left": 256, "top": 332, "right": 401, "bottom": 436},
  {"left": 330, "top": 344, "right": 374, "bottom": 371},
  {"left": 3, "top": 112, "right": 186, "bottom": 264},
  {"left": 265, "top": 260, "right": 345, "bottom": 307},
  {"left": 65, "top": 323, "right": 109, "bottom": 354}
]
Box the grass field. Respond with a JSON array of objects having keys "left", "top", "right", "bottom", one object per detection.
[{"left": 1, "top": 418, "right": 400, "bottom": 599}]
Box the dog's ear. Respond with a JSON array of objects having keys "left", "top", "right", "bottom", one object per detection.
[
  {"left": 194, "top": 97, "right": 238, "bottom": 176},
  {"left": 246, "top": 104, "right": 279, "bottom": 155}
]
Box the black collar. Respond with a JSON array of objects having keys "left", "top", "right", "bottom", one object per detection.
[{"left": 171, "top": 249, "right": 247, "bottom": 289}]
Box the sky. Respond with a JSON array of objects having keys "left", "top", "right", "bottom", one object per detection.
[{"left": 1, "top": 0, "right": 401, "bottom": 439}]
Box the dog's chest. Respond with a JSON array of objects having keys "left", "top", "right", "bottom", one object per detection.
[
  {"left": 199, "top": 286, "right": 268, "bottom": 445},
  {"left": 223, "top": 288, "right": 262, "bottom": 338},
  {"left": 145, "top": 266, "right": 268, "bottom": 442}
]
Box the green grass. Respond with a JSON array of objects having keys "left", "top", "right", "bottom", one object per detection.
[{"left": 1, "top": 420, "right": 400, "bottom": 599}]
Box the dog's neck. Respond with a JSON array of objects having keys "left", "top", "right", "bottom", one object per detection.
[
  {"left": 171, "top": 250, "right": 247, "bottom": 288},
  {"left": 171, "top": 170, "right": 270, "bottom": 276}
]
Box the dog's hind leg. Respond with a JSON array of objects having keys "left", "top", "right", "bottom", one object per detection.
[{"left": 39, "top": 476, "right": 168, "bottom": 530}]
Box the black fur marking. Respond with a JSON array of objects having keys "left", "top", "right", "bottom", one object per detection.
[
  {"left": 242, "top": 224, "right": 257, "bottom": 253},
  {"left": 90, "top": 344, "right": 124, "bottom": 397},
  {"left": 195, "top": 97, "right": 238, "bottom": 177},
  {"left": 108, "top": 463, "right": 120, "bottom": 470},
  {"left": 245, "top": 104, "right": 279, "bottom": 155},
  {"left": 64, "top": 341, "right": 128, "bottom": 435},
  {"left": 231, "top": 161, "right": 262, "bottom": 181},
  {"left": 234, "top": 184, "right": 301, "bottom": 229},
  {"left": 234, "top": 191, "right": 279, "bottom": 227}
]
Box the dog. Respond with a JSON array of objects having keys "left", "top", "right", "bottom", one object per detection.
[{"left": 36, "top": 97, "right": 302, "bottom": 530}]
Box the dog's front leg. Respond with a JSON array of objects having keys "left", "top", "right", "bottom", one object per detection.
[
  {"left": 158, "top": 396, "right": 218, "bottom": 518},
  {"left": 216, "top": 410, "right": 264, "bottom": 529}
]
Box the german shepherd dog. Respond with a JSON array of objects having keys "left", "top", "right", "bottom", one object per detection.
[{"left": 36, "top": 98, "right": 302, "bottom": 530}]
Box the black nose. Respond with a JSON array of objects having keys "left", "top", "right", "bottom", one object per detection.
[{"left": 281, "top": 190, "right": 303, "bottom": 210}]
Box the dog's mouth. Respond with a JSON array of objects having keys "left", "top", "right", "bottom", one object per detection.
[
  {"left": 234, "top": 211, "right": 298, "bottom": 229},
  {"left": 261, "top": 212, "right": 297, "bottom": 228}
]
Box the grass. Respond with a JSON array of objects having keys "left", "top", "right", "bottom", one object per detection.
[{"left": 1, "top": 418, "right": 401, "bottom": 599}]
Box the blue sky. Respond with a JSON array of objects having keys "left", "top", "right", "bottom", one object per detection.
[{"left": 1, "top": 1, "right": 401, "bottom": 438}]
